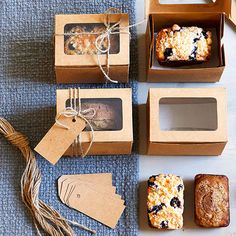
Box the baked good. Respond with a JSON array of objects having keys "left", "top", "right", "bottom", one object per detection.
[
  {"left": 156, "top": 24, "right": 212, "bottom": 64},
  {"left": 194, "top": 174, "right": 230, "bottom": 227},
  {"left": 81, "top": 99, "right": 122, "bottom": 131},
  {"left": 64, "top": 25, "right": 108, "bottom": 55},
  {"left": 65, "top": 98, "right": 122, "bottom": 131},
  {"left": 147, "top": 174, "right": 184, "bottom": 229}
]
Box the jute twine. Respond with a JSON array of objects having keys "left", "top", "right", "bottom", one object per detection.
[
  {"left": 56, "top": 88, "right": 96, "bottom": 158},
  {"left": 0, "top": 117, "right": 96, "bottom": 236}
]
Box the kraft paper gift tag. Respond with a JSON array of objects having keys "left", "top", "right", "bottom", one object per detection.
[
  {"left": 67, "top": 183, "right": 125, "bottom": 229},
  {"left": 58, "top": 173, "right": 113, "bottom": 193},
  {"left": 58, "top": 173, "right": 125, "bottom": 229},
  {"left": 35, "top": 116, "right": 86, "bottom": 165},
  {"left": 60, "top": 179, "right": 117, "bottom": 204}
]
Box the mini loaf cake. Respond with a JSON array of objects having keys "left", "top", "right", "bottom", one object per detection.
[
  {"left": 156, "top": 24, "right": 212, "bottom": 64},
  {"left": 147, "top": 174, "right": 184, "bottom": 229},
  {"left": 195, "top": 174, "right": 230, "bottom": 227},
  {"left": 64, "top": 25, "right": 108, "bottom": 55}
]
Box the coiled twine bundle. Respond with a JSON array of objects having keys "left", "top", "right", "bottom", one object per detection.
[{"left": 0, "top": 118, "right": 96, "bottom": 236}]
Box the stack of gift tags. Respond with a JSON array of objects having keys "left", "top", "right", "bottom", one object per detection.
[{"left": 58, "top": 173, "right": 125, "bottom": 229}]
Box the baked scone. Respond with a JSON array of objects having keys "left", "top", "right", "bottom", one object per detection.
[
  {"left": 81, "top": 100, "right": 122, "bottom": 131},
  {"left": 64, "top": 25, "right": 108, "bottom": 55},
  {"left": 147, "top": 174, "right": 184, "bottom": 229},
  {"left": 194, "top": 174, "right": 230, "bottom": 227},
  {"left": 156, "top": 24, "right": 212, "bottom": 64}
]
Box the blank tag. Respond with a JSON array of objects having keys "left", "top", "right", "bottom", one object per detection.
[
  {"left": 68, "top": 183, "right": 125, "bottom": 229},
  {"left": 58, "top": 173, "right": 113, "bottom": 196},
  {"left": 34, "top": 116, "right": 86, "bottom": 165}
]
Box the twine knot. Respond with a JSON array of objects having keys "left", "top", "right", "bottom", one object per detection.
[{"left": 5, "top": 131, "right": 29, "bottom": 148}]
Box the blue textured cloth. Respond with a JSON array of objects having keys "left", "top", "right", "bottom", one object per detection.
[{"left": 0, "top": 0, "right": 138, "bottom": 235}]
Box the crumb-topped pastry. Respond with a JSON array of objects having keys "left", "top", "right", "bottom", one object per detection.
[
  {"left": 147, "top": 174, "right": 184, "bottom": 229},
  {"left": 64, "top": 25, "right": 108, "bottom": 55},
  {"left": 156, "top": 24, "right": 212, "bottom": 63},
  {"left": 195, "top": 174, "right": 230, "bottom": 228}
]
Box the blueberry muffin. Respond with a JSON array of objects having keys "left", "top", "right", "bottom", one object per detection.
[
  {"left": 156, "top": 24, "right": 212, "bottom": 64},
  {"left": 195, "top": 174, "right": 230, "bottom": 228},
  {"left": 64, "top": 25, "right": 108, "bottom": 55},
  {"left": 147, "top": 174, "right": 184, "bottom": 229}
]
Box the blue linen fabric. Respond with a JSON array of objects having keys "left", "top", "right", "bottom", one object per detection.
[{"left": 0, "top": 0, "right": 139, "bottom": 235}]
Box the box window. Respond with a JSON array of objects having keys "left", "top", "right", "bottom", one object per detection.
[
  {"left": 64, "top": 23, "right": 120, "bottom": 55},
  {"left": 65, "top": 98, "right": 123, "bottom": 131},
  {"left": 159, "top": 98, "right": 217, "bottom": 131}
]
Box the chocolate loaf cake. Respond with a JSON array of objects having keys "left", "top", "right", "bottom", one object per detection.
[
  {"left": 147, "top": 174, "right": 184, "bottom": 229},
  {"left": 156, "top": 24, "right": 212, "bottom": 65},
  {"left": 194, "top": 174, "right": 230, "bottom": 227}
]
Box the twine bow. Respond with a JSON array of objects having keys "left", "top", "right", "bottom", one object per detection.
[{"left": 0, "top": 117, "right": 96, "bottom": 236}]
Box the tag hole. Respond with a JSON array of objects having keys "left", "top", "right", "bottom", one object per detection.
[
  {"left": 72, "top": 118, "right": 76, "bottom": 123},
  {"left": 77, "top": 194, "right": 80, "bottom": 198}
]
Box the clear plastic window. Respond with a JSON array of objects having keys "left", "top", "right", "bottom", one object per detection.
[
  {"left": 64, "top": 23, "right": 120, "bottom": 55},
  {"left": 65, "top": 98, "right": 123, "bottom": 131},
  {"left": 159, "top": 98, "right": 217, "bottom": 131}
]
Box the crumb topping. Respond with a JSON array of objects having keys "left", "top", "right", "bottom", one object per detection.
[
  {"left": 147, "top": 174, "right": 184, "bottom": 229},
  {"left": 64, "top": 26, "right": 108, "bottom": 55},
  {"left": 156, "top": 24, "right": 212, "bottom": 62}
]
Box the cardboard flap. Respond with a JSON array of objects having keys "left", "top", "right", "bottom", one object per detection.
[
  {"left": 227, "top": 0, "right": 236, "bottom": 26},
  {"left": 146, "top": 0, "right": 236, "bottom": 27}
]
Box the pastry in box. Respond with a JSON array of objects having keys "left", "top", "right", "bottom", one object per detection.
[
  {"left": 57, "top": 88, "right": 133, "bottom": 156},
  {"left": 55, "top": 14, "right": 130, "bottom": 83},
  {"left": 156, "top": 24, "right": 212, "bottom": 66}
]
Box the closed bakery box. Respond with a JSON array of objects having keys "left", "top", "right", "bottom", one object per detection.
[
  {"left": 146, "top": 0, "right": 236, "bottom": 82},
  {"left": 55, "top": 13, "right": 129, "bottom": 83},
  {"left": 147, "top": 88, "right": 227, "bottom": 156},
  {"left": 57, "top": 88, "right": 133, "bottom": 156}
]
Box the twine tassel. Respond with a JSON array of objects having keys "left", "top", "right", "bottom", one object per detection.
[{"left": 0, "top": 117, "right": 96, "bottom": 236}]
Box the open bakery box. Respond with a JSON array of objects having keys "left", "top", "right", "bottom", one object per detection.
[
  {"left": 146, "top": 0, "right": 236, "bottom": 82},
  {"left": 147, "top": 88, "right": 228, "bottom": 156}
]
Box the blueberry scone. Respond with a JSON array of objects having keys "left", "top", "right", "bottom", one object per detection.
[
  {"left": 156, "top": 24, "right": 212, "bottom": 64},
  {"left": 64, "top": 25, "right": 108, "bottom": 55},
  {"left": 147, "top": 174, "right": 184, "bottom": 229},
  {"left": 195, "top": 174, "right": 230, "bottom": 228}
]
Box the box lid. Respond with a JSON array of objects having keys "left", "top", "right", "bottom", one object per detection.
[
  {"left": 146, "top": 0, "right": 236, "bottom": 27},
  {"left": 148, "top": 88, "right": 227, "bottom": 144}
]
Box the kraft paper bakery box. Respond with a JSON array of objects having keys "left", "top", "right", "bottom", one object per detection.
[
  {"left": 146, "top": 0, "right": 236, "bottom": 82},
  {"left": 55, "top": 13, "right": 130, "bottom": 84},
  {"left": 57, "top": 88, "right": 133, "bottom": 156},
  {"left": 147, "top": 88, "right": 227, "bottom": 156}
]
